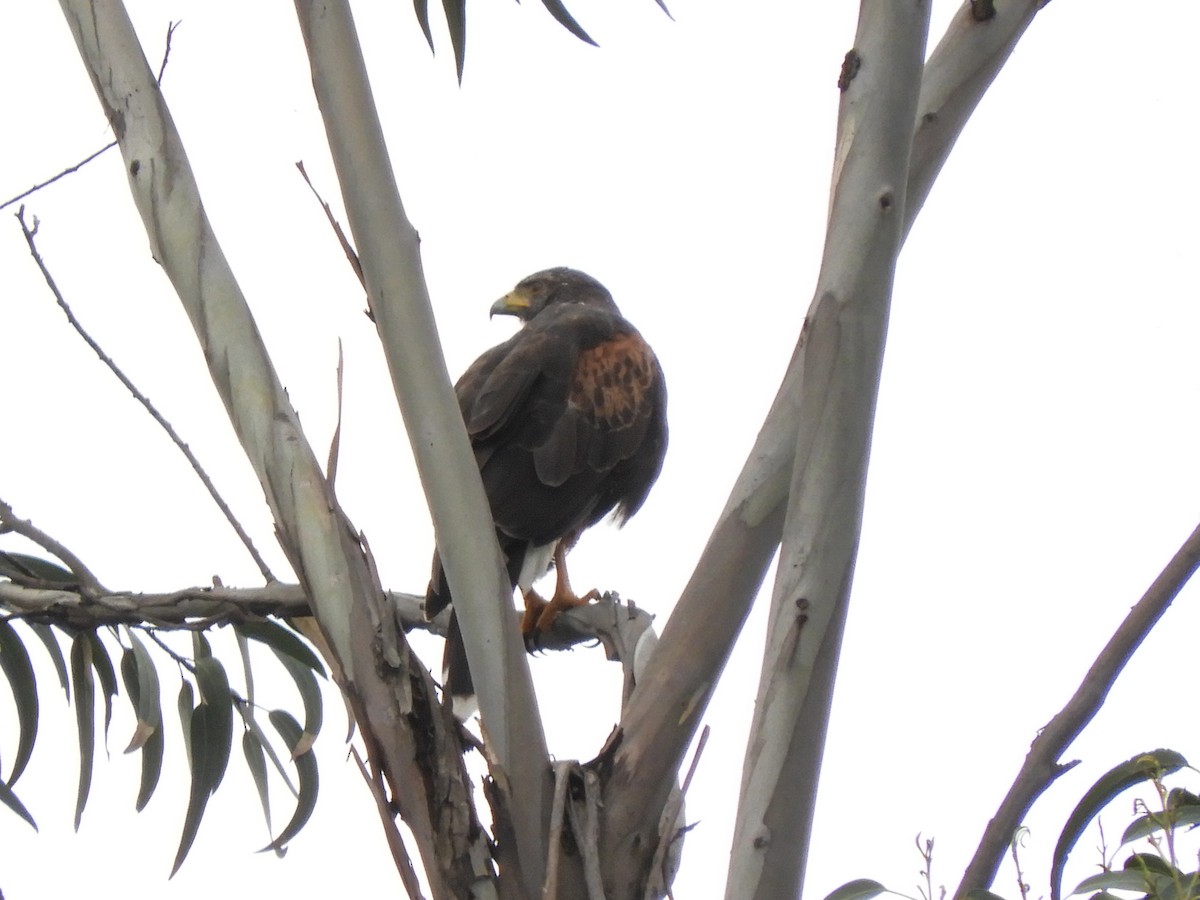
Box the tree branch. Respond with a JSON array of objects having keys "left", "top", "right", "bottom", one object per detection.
[
  {"left": 954, "top": 520, "right": 1200, "bottom": 898},
  {"left": 0, "top": 20, "right": 177, "bottom": 212},
  {"left": 55, "top": 3, "right": 485, "bottom": 895},
  {"left": 14, "top": 207, "right": 277, "bottom": 583},
  {"left": 0, "top": 497, "right": 106, "bottom": 595},
  {"left": 726, "top": 4, "right": 931, "bottom": 897},
  {"left": 292, "top": 3, "right": 550, "bottom": 895},
  {"left": 0, "top": 580, "right": 421, "bottom": 629},
  {"left": 599, "top": 2, "right": 1046, "bottom": 894}
]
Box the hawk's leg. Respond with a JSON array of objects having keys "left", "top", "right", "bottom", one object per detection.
[{"left": 520, "top": 540, "right": 600, "bottom": 636}]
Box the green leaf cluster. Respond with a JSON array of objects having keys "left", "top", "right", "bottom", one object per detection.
[
  {"left": 0, "top": 607, "right": 327, "bottom": 876},
  {"left": 822, "top": 749, "right": 1200, "bottom": 900}
]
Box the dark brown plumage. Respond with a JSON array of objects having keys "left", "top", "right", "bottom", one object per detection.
[{"left": 426, "top": 267, "right": 667, "bottom": 703}]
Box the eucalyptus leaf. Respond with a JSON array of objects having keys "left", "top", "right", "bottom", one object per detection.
[
  {"left": 1052, "top": 749, "right": 1188, "bottom": 900},
  {"left": 0, "top": 778, "right": 37, "bottom": 831},
  {"left": 240, "top": 709, "right": 298, "bottom": 799},
  {"left": 1071, "top": 869, "right": 1172, "bottom": 897},
  {"left": 539, "top": 0, "right": 597, "bottom": 46},
  {"left": 272, "top": 650, "right": 323, "bottom": 756},
  {"left": 412, "top": 0, "right": 434, "bottom": 51},
  {"left": 28, "top": 623, "right": 68, "bottom": 699},
  {"left": 236, "top": 620, "right": 326, "bottom": 677},
  {"left": 87, "top": 632, "right": 118, "bottom": 753},
  {"left": 262, "top": 710, "right": 318, "bottom": 852},
  {"left": 171, "top": 704, "right": 214, "bottom": 877},
  {"left": 121, "top": 631, "right": 161, "bottom": 753},
  {"left": 0, "top": 619, "right": 38, "bottom": 785},
  {"left": 0, "top": 550, "right": 77, "bottom": 584},
  {"left": 178, "top": 680, "right": 194, "bottom": 770},
  {"left": 69, "top": 634, "right": 95, "bottom": 831},
  {"left": 193, "top": 657, "right": 233, "bottom": 793},
  {"left": 242, "top": 729, "right": 272, "bottom": 838},
  {"left": 440, "top": 0, "right": 466, "bottom": 81},
  {"left": 135, "top": 707, "right": 164, "bottom": 812},
  {"left": 823, "top": 878, "right": 889, "bottom": 900}
]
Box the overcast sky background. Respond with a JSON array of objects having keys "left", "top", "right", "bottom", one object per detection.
[{"left": 2, "top": 2, "right": 1199, "bottom": 898}]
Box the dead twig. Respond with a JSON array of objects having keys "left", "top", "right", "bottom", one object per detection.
[
  {"left": 295, "top": 160, "right": 365, "bottom": 291},
  {"left": 15, "top": 206, "right": 277, "bottom": 583}
]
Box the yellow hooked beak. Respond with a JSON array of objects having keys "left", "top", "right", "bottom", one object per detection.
[{"left": 490, "top": 289, "right": 531, "bottom": 318}]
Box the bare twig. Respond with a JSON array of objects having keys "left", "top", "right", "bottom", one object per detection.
[
  {"left": 955, "top": 520, "right": 1200, "bottom": 898},
  {"left": 0, "top": 141, "right": 116, "bottom": 211},
  {"left": 0, "top": 498, "right": 106, "bottom": 595},
  {"left": 295, "top": 160, "right": 365, "bottom": 290},
  {"left": 0, "top": 22, "right": 178, "bottom": 212},
  {"left": 352, "top": 745, "right": 427, "bottom": 900},
  {"left": 155, "top": 20, "right": 180, "bottom": 82},
  {"left": 15, "top": 207, "right": 277, "bottom": 583}
]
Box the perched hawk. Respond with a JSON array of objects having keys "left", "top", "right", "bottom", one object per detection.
[{"left": 426, "top": 267, "right": 668, "bottom": 704}]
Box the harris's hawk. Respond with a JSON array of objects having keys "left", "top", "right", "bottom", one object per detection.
[{"left": 426, "top": 267, "right": 668, "bottom": 705}]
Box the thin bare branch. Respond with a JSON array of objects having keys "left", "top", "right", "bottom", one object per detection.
[
  {"left": 0, "top": 141, "right": 116, "bottom": 211},
  {"left": 14, "top": 207, "right": 277, "bottom": 582},
  {"left": 295, "top": 160, "right": 365, "bottom": 290},
  {"left": 0, "top": 497, "right": 106, "bottom": 595},
  {"left": 352, "top": 746, "right": 427, "bottom": 900},
  {"left": 0, "top": 21, "right": 177, "bottom": 212},
  {"left": 954, "top": 520, "right": 1200, "bottom": 898}
]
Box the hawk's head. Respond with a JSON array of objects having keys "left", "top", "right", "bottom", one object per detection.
[{"left": 491, "top": 267, "right": 617, "bottom": 322}]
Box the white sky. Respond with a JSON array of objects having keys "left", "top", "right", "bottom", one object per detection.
[{"left": 2, "top": 2, "right": 1199, "bottom": 898}]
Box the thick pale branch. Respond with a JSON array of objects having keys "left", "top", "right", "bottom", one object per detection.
[
  {"left": 954, "top": 520, "right": 1200, "bottom": 898},
  {"left": 600, "top": 4, "right": 1045, "bottom": 894},
  {"left": 906, "top": 0, "right": 1043, "bottom": 235},
  {"left": 292, "top": 3, "right": 549, "bottom": 895},
  {"left": 725, "top": 5, "right": 931, "bottom": 897},
  {"left": 56, "top": 3, "right": 485, "bottom": 895}
]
